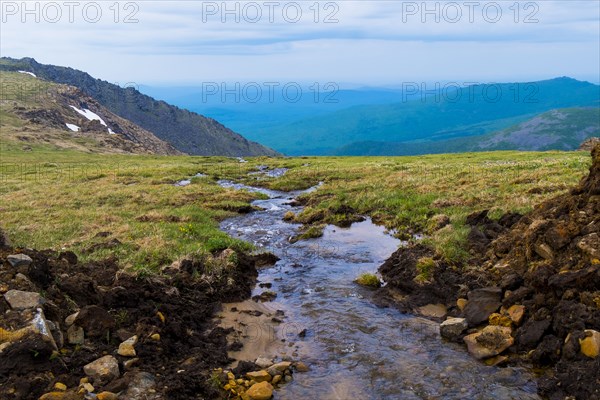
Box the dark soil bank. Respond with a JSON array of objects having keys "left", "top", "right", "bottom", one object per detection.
[
  {"left": 0, "top": 242, "right": 274, "bottom": 400},
  {"left": 377, "top": 144, "right": 600, "bottom": 400}
]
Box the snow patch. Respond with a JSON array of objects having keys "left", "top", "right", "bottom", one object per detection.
[
  {"left": 65, "top": 123, "right": 80, "bottom": 132},
  {"left": 18, "top": 70, "right": 36, "bottom": 78},
  {"left": 108, "top": 128, "right": 116, "bottom": 135},
  {"left": 70, "top": 105, "right": 107, "bottom": 126}
]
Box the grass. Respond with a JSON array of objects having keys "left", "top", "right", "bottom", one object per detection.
[
  {"left": 354, "top": 273, "right": 382, "bottom": 288},
  {"left": 0, "top": 140, "right": 592, "bottom": 272}
]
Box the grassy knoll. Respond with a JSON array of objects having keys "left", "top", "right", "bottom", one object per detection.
[{"left": 0, "top": 144, "right": 591, "bottom": 271}]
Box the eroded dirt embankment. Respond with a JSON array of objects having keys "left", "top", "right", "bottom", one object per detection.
[
  {"left": 377, "top": 144, "right": 600, "bottom": 400},
  {"left": 0, "top": 240, "right": 274, "bottom": 400}
]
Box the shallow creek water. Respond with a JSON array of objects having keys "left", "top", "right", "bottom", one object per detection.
[{"left": 216, "top": 180, "right": 541, "bottom": 400}]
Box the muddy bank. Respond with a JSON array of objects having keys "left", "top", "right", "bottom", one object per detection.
[
  {"left": 376, "top": 145, "right": 600, "bottom": 400},
  {"left": 0, "top": 239, "right": 273, "bottom": 400}
]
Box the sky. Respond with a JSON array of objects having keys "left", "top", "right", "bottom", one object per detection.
[{"left": 1, "top": 1, "right": 599, "bottom": 87}]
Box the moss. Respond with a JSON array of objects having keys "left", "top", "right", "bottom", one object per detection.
[
  {"left": 355, "top": 273, "right": 381, "bottom": 288},
  {"left": 415, "top": 257, "right": 436, "bottom": 283}
]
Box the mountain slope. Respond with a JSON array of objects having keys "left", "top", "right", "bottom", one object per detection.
[
  {"left": 242, "top": 78, "right": 600, "bottom": 155},
  {"left": 0, "top": 57, "right": 279, "bottom": 157},
  {"left": 334, "top": 107, "right": 600, "bottom": 155},
  {"left": 0, "top": 71, "right": 181, "bottom": 155}
]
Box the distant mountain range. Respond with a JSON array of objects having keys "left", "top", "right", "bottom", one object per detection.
[
  {"left": 145, "top": 78, "right": 599, "bottom": 156},
  {"left": 0, "top": 57, "right": 279, "bottom": 156}
]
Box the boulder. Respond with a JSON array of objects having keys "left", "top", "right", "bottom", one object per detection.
[
  {"left": 269, "top": 361, "right": 291, "bottom": 372},
  {"left": 579, "top": 329, "right": 600, "bottom": 358},
  {"left": 294, "top": 362, "right": 310, "bottom": 372},
  {"left": 3, "top": 289, "right": 43, "bottom": 310},
  {"left": 7, "top": 254, "right": 32, "bottom": 268},
  {"left": 439, "top": 318, "right": 468, "bottom": 341},
  {"left": 516, "top": 319, "right": 551, "bottom": 349},
  {"left": 246, "top": 381, "right": 273, "bottom": 400},
  {"left": 464, "top": 325, "right": 514, "bottom": 360},
  {"left": 83, "top": 355, "right": 120, "bottom": 385},
  {"left": 463, "top": 287, "right": 502, "bottom": 327}
]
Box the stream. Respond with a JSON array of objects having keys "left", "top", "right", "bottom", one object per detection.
[{"left": 216, "top": 179, "right": 541, "bottom": 400}]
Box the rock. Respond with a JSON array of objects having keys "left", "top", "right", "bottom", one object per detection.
[
  {"left": 463, "top": 325, "right": 514, "bottom": 360},
  {"left": 97, "top": 392, "right": 118, "bottom": 400},
  {"left": 269, "top": 361, "right": 291, "bottom": 372},
  {"left": 579, "top": 329, "right": 600, "bottom": 358},
  {"left": 74, "top": 305, "right": 115, "bottom": 338},
  {"left": 577, "top": 233, "right": 600, "bottom": 259},
  {"left": 121, "top": 372, "right": 158, "bottom": 400},
  {"left": 246, "top": 370, "right": 271, "bottom": 383},
  {"left": 255, "top": 356, "right": 273, "bottom": 369},
  {"left": 150, "top": 333, "right": 160, "bottom": 341},
  {"left": 123, "top": 358, "right": 140, "bottom": 370},
  {"left": 118, "top": 335, "right": 138, "bottom": 357},
  {"left": 515, "top": 319, "right": 551, "bottom": 349},
  {"left": 67, "top": 325, "right": 84, "bottom": 345},
  {"left": 7, "top": 254, "right": 32, "bottom": 268},
  {"left": 54, "top": 382, "right": 67, "bottom": 391},
  {"left": 3, "top": 289, "right": 43, "bottom": 310},
  {"left": 507, "top": 305, "right": 525, "bottom": 326},
  {"left": 488, "top": 313, "right": 512, "bottom": 327},
  {"left": 65, "top": 312, "right": 79, "bottom": 327},
  {"left": 456, "top": 298, "right": 468, "bottom": 311},
  {"left": 0, "top": 227, "right": 11, "bottom": 248},
  {"left": 418, "top": 304, "right": 447, "bottom": 318},
  {"left": 294, "top": 361, "right": 309, "bottom": 372},
  {"left": 440, "top": 318, "right": 468, "bottom": 341},
  {"left": 81, "top": 382, "right": 95, "bottom": 393},
  {"left": 246, "top": 381, "right": 273, "bottom": 400},
  {"left": 39, "top": 392, "right": 67, "bottom": 400},
  {"left": 272, "top": 375, "right": 282, "bottom": 385},
  {"left": 534, "top": 243, "right": 554, "bottom": 260},
  {"left": 83, "top": 355, "right": 120, "bottom": 385},
  {"left": 463, "top": 287, "right": 502, "bottom": 327},
  {"left": 484, "top": 355, "right": 508, "bottom": 366}
]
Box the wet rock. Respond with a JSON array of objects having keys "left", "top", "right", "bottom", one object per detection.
[
  {"left": 464, "top": 325, "right": 514, "bottom": 360},
  {"left": 272, "top": 374, "right": 282, "bottom": 385},
  {"left": 255, "top": 356, "right": 273, "bottom": 369},
  {"left": 515, "top": 318, "right": 551, "bottom": 349},
  {"left": 83, "top": 355, "right": 120, "bottom": 385},
  {"left": 118, "top": 335, "right": 138, "bottom": 357},
  {"left": 269, "top": 361, "right": 291, "bottom": 372},
  {"left": 463, "top": 287, "right": 502, "bottom": 327},
  {"left": 7, "top": 254, "right": 33, "bottom": 268},
  {"left": 440, "top": 318, "right": 468, "bottom": 341},
  {"left": 294, "top": 362, "right": 309, "bottom": 372},
  {"left": 252, "top": 291, "right": 277, "bottom": 302},
  {"left": 3, "top": 289, "right": 43, "bottom": 310},
  {"left": 246, "top": 381, "right": 273, "bottom": 400},
  {"left": 507, "top": 305, "right": 525, "bottom": 326},
  {"left": 246, "top": 370, "right": 271, "bottom": 383},
  {"left": 418, "top": 304, "right": 447, "bottom": 318},
  {"left": 74, "top": 305, "right": 115, "bottom": 338},
  {"left": 579, "top": 329, "right": 600, "bottom": 358}
]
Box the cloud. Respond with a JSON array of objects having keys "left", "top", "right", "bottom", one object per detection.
[{"left": 1, "top": 1, "right": 598, "bottom": 84}]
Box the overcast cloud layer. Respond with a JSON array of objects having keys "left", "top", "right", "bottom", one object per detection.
[{"left": 1, "top": 1, "right": 599, "bottom": 86}]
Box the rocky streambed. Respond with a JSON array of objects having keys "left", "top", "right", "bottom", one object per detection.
[{"left": 214, "top": 179, "right": 542, "bottom": 399}]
